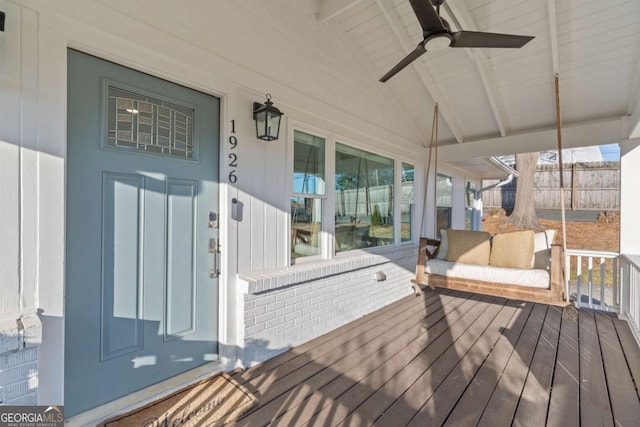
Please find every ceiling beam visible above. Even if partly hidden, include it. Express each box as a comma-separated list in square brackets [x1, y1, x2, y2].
[626, 55, 640, 138]
[629, 95, 640, 138]
[318, 0, 363, 23]
[443, 0, 509, 137]
[375, 0, 464, 143]
[438, 117, 628, 162]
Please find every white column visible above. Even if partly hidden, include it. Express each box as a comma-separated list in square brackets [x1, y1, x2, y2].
[620, 139, 640, 255]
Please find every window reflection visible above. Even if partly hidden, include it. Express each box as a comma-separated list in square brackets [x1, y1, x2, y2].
[335, 143, 394, 252]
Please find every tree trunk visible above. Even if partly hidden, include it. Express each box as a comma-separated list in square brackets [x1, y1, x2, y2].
[507, 152, 541, 229]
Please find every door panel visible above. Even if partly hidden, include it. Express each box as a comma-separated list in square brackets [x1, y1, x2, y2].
[166, 178, 197, 339]
[100, 173, 145, 361]
[65, 50, 220, 417]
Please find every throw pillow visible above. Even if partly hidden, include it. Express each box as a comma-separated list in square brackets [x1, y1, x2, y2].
[532, 229, 556, 270]
[435, 229, 448, 259]
[490, 230, 535, 270]
[446, 229, 491, 266]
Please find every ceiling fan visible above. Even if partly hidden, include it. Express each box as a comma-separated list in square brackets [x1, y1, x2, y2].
[379, 0, 534, 82]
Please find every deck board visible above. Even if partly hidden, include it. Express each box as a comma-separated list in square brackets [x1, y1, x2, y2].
[229, 289, 640, 427]
[595, 312, 640, 425]
[579, 310, 614, 427]
[512, 305, 562, 427]
[443, 300, 535, 427]
[612, 316, 640, 401]
[546, 308, 580, 427]
[476, 303, 548, 426]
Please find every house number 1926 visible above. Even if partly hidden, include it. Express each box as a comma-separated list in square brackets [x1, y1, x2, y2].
[228, 119, 238, 184]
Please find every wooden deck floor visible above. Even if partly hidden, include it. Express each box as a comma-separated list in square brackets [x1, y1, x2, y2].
[228, 288, 640, 427]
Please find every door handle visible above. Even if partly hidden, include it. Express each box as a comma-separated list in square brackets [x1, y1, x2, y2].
[209, 237, 220, 278]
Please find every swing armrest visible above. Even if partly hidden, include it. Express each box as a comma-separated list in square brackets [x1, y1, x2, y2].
[418, 237, 441, 261]
[414, 238, 441, 291]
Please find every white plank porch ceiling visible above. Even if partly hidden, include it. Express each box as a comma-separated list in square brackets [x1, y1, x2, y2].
[331, 0, 640, 147]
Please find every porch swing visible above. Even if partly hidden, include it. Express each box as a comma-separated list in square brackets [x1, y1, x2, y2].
[411, 77, 569, 306]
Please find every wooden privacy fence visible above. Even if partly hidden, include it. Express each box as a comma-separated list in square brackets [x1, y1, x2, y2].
[336, 182, 415, 220]
[482, 161, 620, 211]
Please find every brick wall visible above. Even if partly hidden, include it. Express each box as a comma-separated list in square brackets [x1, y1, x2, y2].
[240, 245, 417, 365]
[0, 315, 41, 405]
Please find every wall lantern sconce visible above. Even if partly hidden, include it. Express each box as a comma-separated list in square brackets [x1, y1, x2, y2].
[253, 93, 283, 141]
[1, 11, 6, 32]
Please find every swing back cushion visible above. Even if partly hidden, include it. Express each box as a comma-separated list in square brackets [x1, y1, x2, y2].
[437, 228, 554, 269]
[489, 230, 534, 270]
[445, 230, 491, 266]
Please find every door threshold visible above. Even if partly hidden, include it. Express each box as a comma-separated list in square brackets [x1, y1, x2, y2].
[66, 360, 235, 427]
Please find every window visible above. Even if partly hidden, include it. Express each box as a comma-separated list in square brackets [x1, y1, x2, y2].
[335, 143, 394, 252]
[107, 86, 194, 159]
[290, 127, 416, 262]
[436, 173, 453, 234]
[401, 163, 415, 242]
[291, 130, 326, 259]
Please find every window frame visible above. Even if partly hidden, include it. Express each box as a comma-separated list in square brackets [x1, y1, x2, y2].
[400, 162, 416, 244]
[436, 172, 453, 234]
[464, 179, 478, 230]
[288, 123, 331, 263]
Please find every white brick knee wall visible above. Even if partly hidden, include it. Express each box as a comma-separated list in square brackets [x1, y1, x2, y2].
[239, 245, 417, 365]
[0, 315, 41, 405]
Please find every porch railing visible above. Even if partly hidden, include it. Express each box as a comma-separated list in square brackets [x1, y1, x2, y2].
[565, 249, 619, 312]
[620, 255, 640, 339]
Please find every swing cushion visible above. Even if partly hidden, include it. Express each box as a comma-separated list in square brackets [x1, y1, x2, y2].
[445, 230, 491, 266]
[489, 230, 535, 270]
[425, 259, 550, 288]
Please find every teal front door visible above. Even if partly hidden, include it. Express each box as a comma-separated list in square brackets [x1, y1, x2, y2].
[65, 50, 220, 417]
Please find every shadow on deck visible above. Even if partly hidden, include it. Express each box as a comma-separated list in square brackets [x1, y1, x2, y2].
[226, 288, 640, 426]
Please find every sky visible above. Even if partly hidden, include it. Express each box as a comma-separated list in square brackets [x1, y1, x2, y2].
[599, 143, 620, 161]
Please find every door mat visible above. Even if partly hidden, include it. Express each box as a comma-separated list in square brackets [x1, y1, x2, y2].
[99, 372, 257, 427]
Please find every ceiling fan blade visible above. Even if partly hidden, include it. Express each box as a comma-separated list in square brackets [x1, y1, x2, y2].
[451, 31, 534, 48]
[379, 44, 427, 83]
[409, 0, 446, 33]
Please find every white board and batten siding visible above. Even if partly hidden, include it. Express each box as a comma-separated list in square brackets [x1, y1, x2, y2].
[0, 0, 428, 413]
[0, 1, 43, 405]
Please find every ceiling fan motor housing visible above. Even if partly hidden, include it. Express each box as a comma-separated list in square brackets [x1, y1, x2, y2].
[424, 33, 452, 51]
